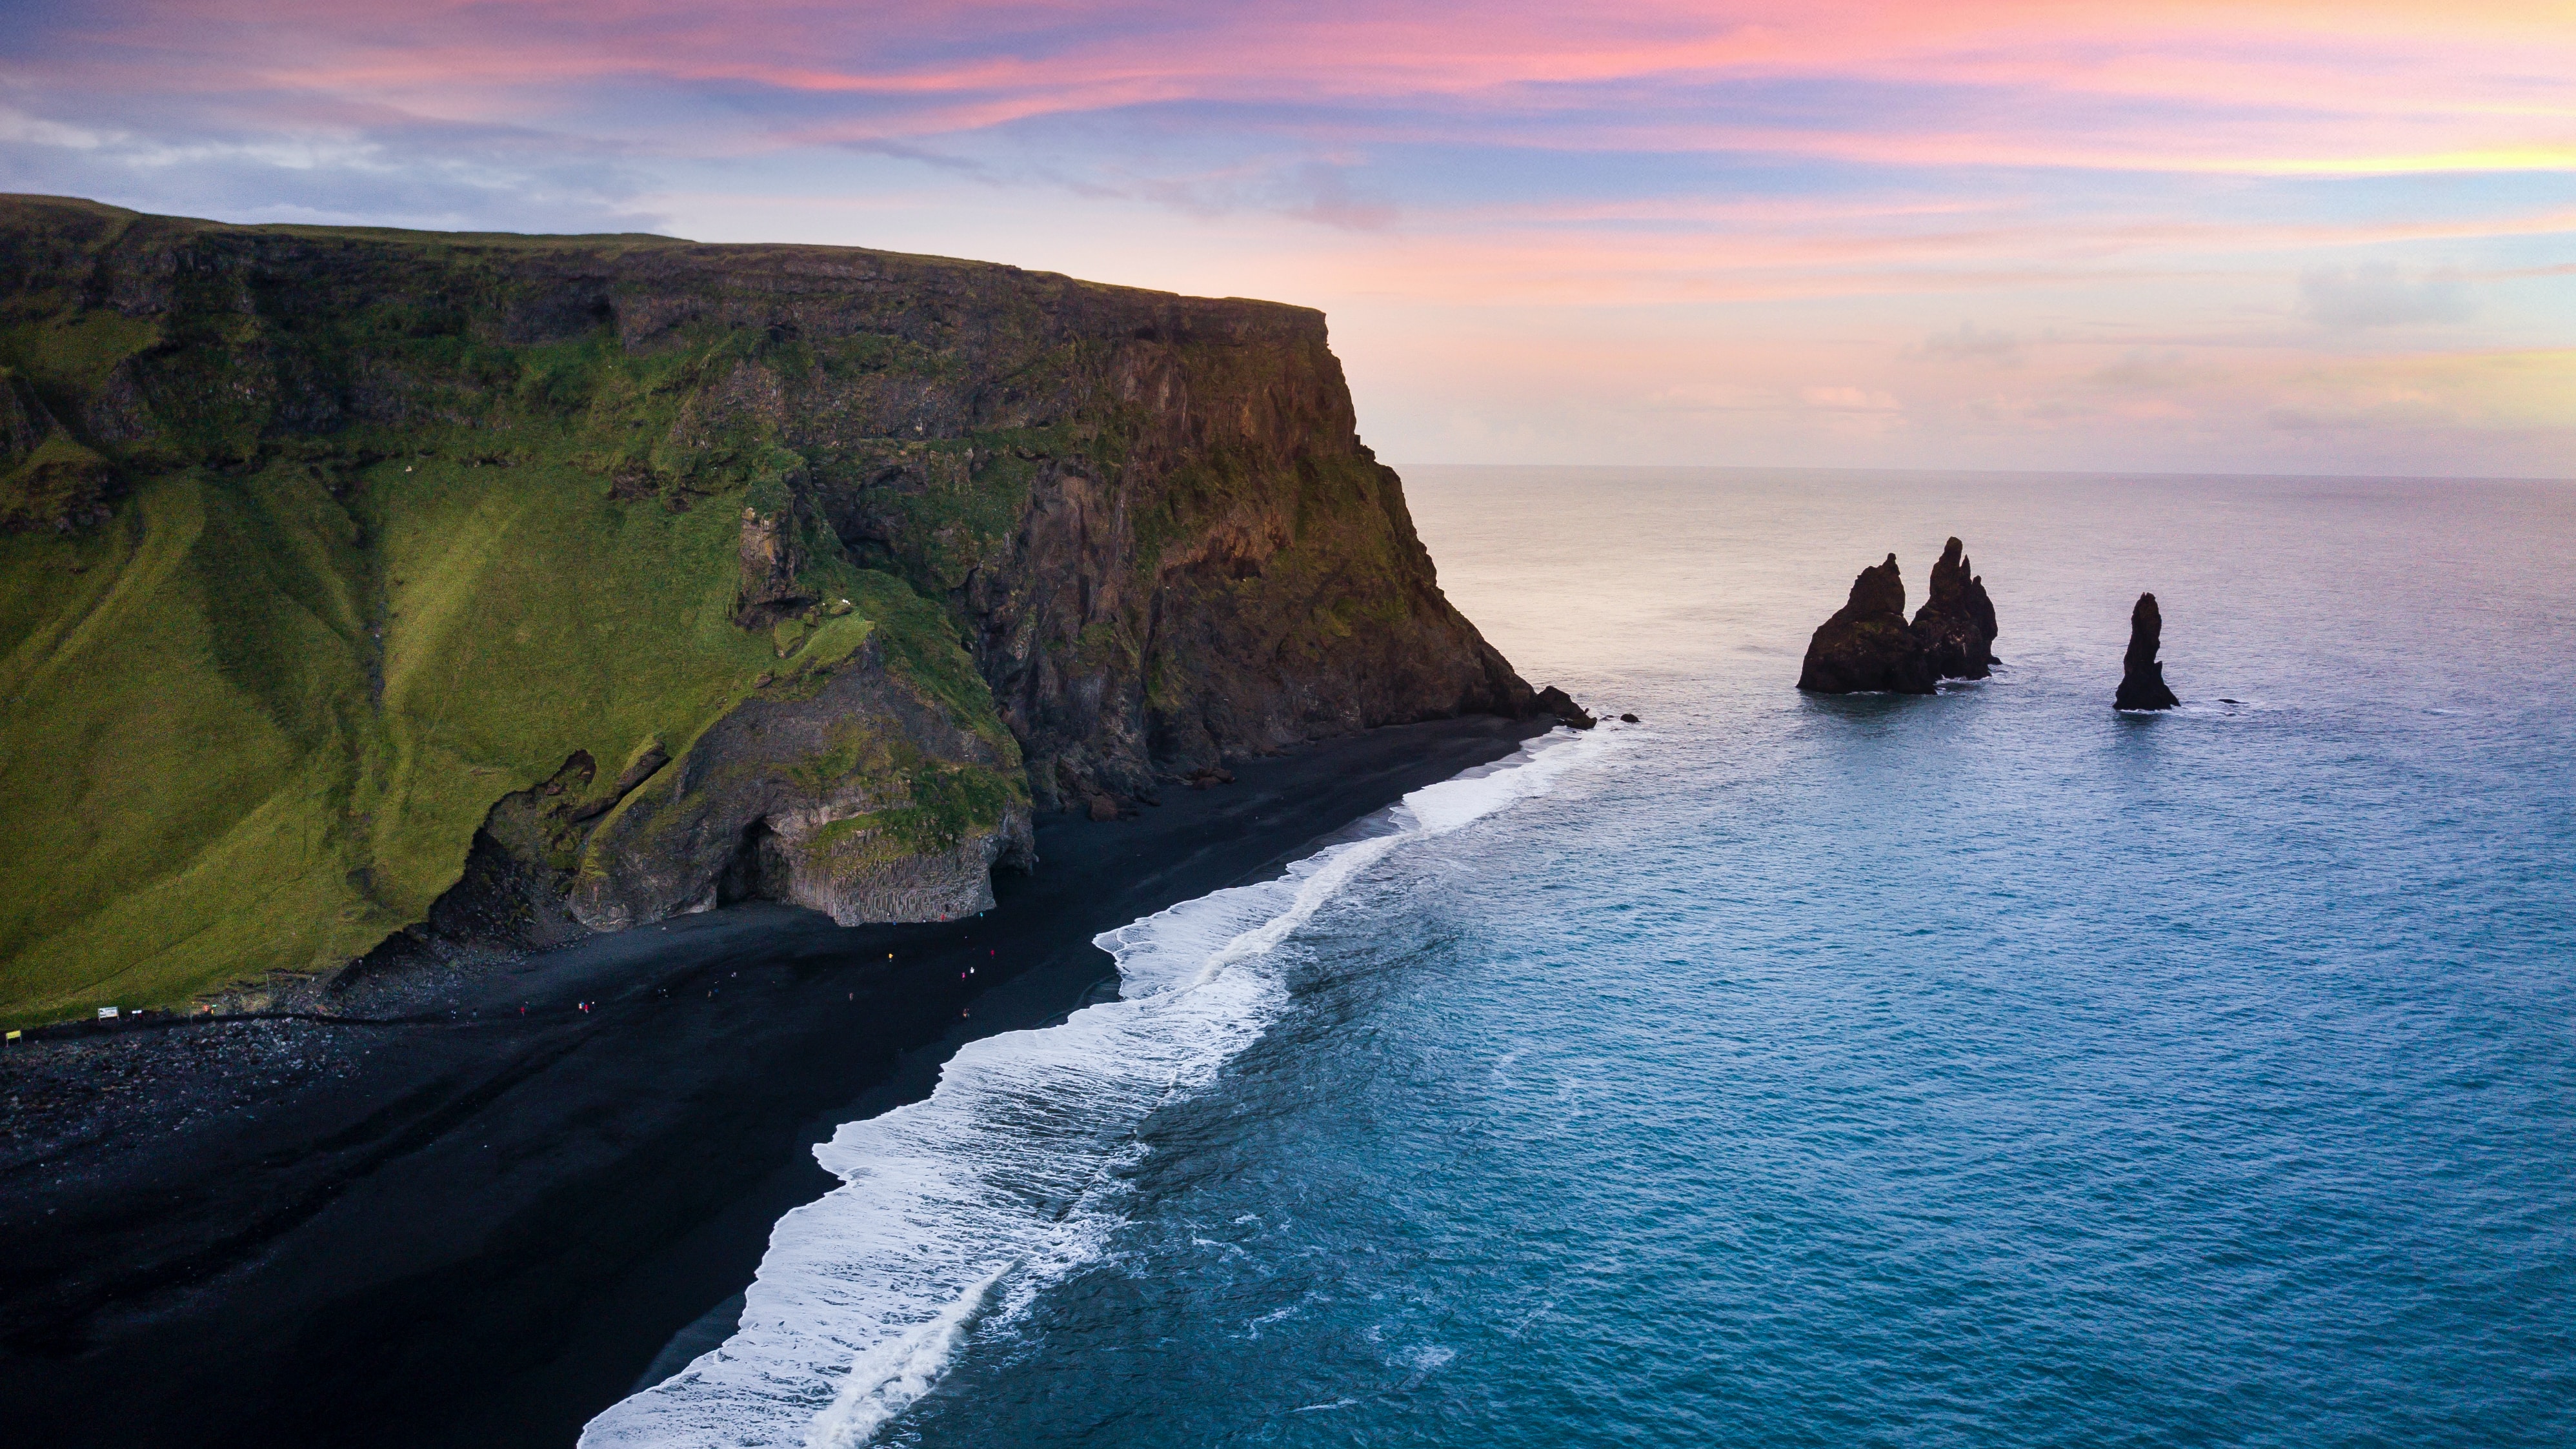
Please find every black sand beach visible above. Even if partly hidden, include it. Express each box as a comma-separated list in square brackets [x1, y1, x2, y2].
[0, 714, 1544, 1448]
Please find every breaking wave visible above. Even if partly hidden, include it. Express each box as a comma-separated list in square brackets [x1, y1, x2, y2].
[579, 727, 1610, 1448]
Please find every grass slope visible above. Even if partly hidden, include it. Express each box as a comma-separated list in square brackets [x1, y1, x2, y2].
[0, 212, 1023, 1026]
[0, 442, 1000, 1026]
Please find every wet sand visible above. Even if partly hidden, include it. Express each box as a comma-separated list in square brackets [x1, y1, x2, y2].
[0, 714, 1544, 1448]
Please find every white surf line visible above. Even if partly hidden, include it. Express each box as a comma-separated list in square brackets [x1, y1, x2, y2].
[578, 725, 1620, 1449]
[802, 1264, 1007, 1449]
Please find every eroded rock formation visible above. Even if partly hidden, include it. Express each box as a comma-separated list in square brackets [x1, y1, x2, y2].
[1911, 536, 1998, 680]
[2115, 593, 2180, 711]
[1798, 540, 2003, 695]
[570, 642, 1036, 929]
[1798, 554, 1936, 694]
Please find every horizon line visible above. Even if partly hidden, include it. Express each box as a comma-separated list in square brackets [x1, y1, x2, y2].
[1386, 461, 2576, 485]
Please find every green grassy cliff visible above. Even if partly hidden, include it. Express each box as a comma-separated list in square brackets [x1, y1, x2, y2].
[0, 196, 1527, 1028]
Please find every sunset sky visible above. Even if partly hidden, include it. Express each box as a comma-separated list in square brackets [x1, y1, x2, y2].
[5, 1, 2569, 476]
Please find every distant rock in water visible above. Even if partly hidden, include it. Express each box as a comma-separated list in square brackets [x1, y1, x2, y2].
[1911, 536, 1999, 679]
[2115, 593, 2181, 711]
[1797, 554, 1936, 694]
[1799, 540, 2004, 695]
[1533, 685, 1598, 729]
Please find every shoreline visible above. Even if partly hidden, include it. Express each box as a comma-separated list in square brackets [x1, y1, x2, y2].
[0, 713, 1547, 1449]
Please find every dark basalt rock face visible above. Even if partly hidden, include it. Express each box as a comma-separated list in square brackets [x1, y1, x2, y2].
[1911, 536, 1998, 680]
[570, 642, 1038, 928]
[1797, 554, 1935, 694]
[2115, 592, 2180, 711]
[732, 505, 813, 627]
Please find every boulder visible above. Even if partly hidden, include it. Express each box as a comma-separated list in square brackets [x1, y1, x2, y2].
[1533, 685, 1596, 729]
[1797, 554, 1935, 694]
[2115, 593, 2181, 711]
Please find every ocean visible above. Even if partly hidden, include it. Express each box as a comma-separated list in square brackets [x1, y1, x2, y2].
[585, 468, 2576, 1448]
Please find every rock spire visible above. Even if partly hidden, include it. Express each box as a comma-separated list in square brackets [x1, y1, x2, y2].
[2114, 593, 2180, 711]
[1911, 536, 1999, 680]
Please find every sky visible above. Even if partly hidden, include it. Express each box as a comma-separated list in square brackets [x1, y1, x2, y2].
[3, 1, 2570, 476]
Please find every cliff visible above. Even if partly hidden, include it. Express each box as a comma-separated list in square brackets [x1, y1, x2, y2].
[0, 196, 1531, 1025]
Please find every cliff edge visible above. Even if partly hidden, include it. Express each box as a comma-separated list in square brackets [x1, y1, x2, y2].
[0, 196, 1531, 1024]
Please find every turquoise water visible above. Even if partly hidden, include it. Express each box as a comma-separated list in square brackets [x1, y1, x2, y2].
[597, 469, 2576, 1447]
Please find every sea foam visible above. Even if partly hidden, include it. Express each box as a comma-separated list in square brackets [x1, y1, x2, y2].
[579, 727, 1609, 1449]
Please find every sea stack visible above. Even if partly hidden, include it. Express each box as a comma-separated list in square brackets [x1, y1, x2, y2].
[2115, 593, 2181, 711]
[1797, 554, 1936, 694]
[1910, 536, 1999, 680]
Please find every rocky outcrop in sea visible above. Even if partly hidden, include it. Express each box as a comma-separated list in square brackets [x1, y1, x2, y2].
[1911, 536, 1998, 680]
[1797, 539, 2001, 694]
[1797, 554, 1934, 694]
[2115, 593, 2181, 711]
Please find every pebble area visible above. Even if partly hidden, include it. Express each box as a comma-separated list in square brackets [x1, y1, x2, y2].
[2, 1021, 371, 1181]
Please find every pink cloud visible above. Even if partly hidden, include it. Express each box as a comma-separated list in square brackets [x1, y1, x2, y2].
[21, 1, 2568, 174]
